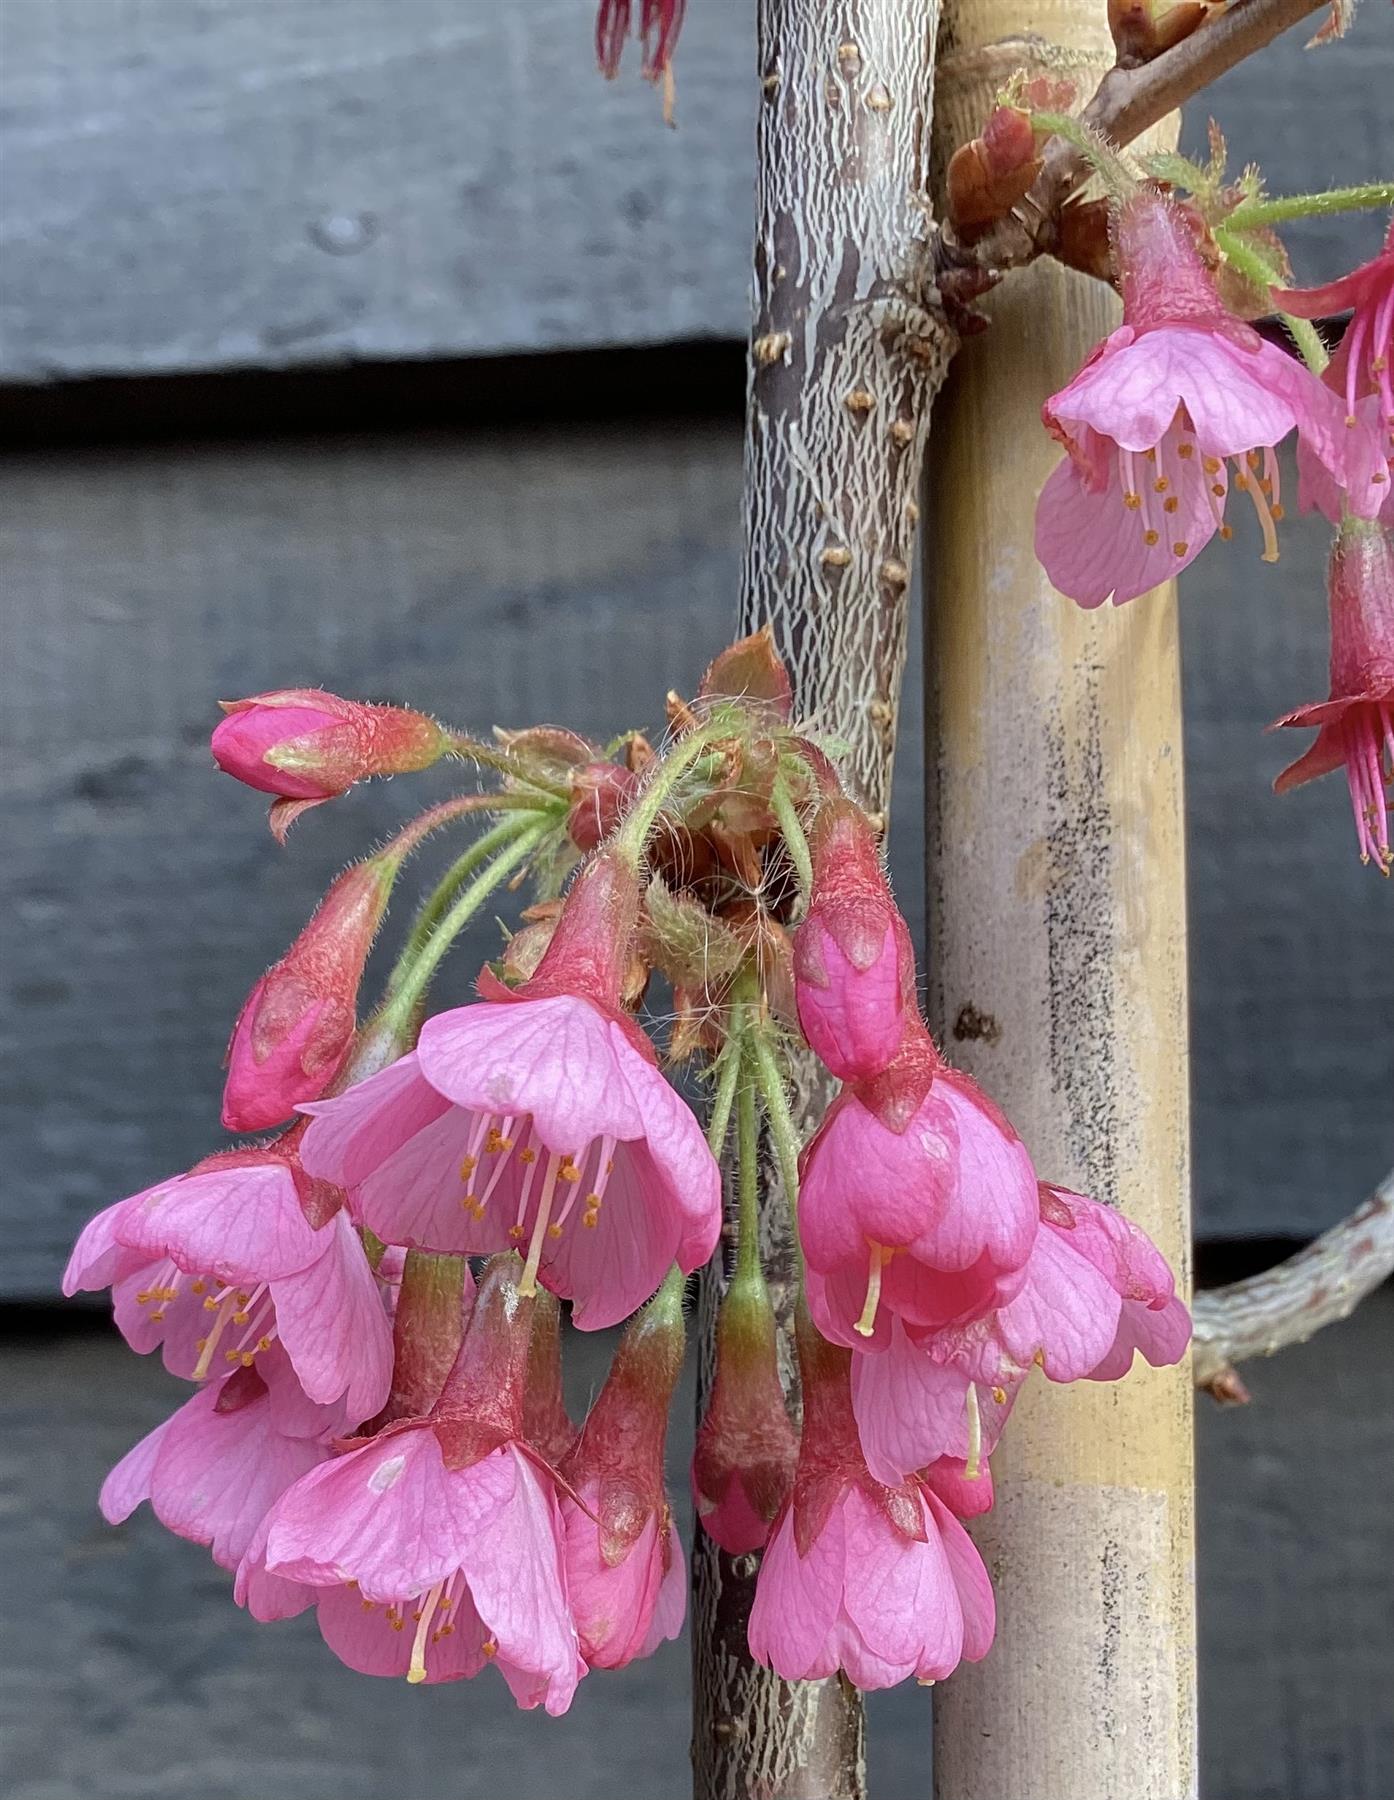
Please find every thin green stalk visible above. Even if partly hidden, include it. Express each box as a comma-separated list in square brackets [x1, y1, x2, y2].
[387, 810, 557, 997]
[735, 1041, 763, 1282]
[769, 775, 813, 918]
[1279, 312, 1329, 376]
[380, 817, 552, 1030]
[1228, 182, 1394, 229]
[445, 735, 573, 802]
[1030, 109, 1136, 203]
[706, 1035, 745, 1160]
[747, 1026, 801, 1221]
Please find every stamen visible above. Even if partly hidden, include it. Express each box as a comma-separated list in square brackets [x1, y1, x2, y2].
[407, 1581, 445, 1684]
[518, 1153, 562, 1297]
[1237, 455, 1280, 562]
[193, 1291, 239, 1379]
[854, 1243, 887, 1339]
[964, 1384, 983, 1481]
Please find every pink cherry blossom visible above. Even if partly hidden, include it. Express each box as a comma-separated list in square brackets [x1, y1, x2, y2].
[1281, 221, 1394, 525]
[557, 1278, 686, 1669]
[62, 1131, 392, 1420]
[1274, 520, 1394, 872]
[1035, 192, 1356, 608]
[300, 856, 721, 1329]
[256, 1257, 584, 1710]
[793, 798, 915, 1082]
[849, 1183, 1189, 1485]
[747, 1314, 994, 1690]
[799, 1024, 1038, 1352]
[101, 1346, 348, 1571]
[211, 688, 449, 839]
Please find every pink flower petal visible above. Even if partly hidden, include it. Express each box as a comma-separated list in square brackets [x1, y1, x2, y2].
[314, 1579, 491, 1681]
[117, 1164, 323, 1285]
[562, 1503, 663, 1669]
[635, 1536, 687, 1659]
[264, 1429, 515, 1602]
[99, 1412, 175, 1524]
[1088, 1292, 1192, 1381]
[63, 1195, 154, 1295]
[271, 1211, 393, 1417]
[840, 1487, 963, 1680]
[748, 1503, 847, 1682]
[850, 1322, 974, 1484]
[994, 1224, 1123, 1382]
[925, 1490, 996, 1664]
[299, 1052, 452, 1188]
[352, 1105, 517, 1256]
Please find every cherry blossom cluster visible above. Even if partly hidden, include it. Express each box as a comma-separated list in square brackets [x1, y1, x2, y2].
[66, 632, 1187, 1710]
[1034, 187, 1394, 870]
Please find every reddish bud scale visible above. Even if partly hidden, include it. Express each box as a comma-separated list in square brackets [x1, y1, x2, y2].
[567, 760, 640, 852]
[691, 1276, 797, 1555]
[222, 858, 394, 1132]
[793, 799, 915, 1082]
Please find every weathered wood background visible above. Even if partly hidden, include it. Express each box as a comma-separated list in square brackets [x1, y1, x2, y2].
[1, 3, 1391, 1796]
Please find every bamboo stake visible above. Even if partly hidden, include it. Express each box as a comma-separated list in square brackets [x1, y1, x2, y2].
[925, 10, 1197, 1799]
[693, 4, 953, 1796]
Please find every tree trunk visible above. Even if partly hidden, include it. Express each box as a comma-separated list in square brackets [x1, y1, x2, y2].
[925, 6, 1198, 1798]
[692, 2, 952, 1796]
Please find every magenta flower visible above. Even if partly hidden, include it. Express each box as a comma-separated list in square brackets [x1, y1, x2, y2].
[223, 859, 394, 1132]
[747, 1315, 994, 1690]
[691, 1274, 797, 1556]
[300, 855, 722, 1328]
[799, 1024, 1039, 1351]
[100, 1345, 348, 1572]
[1035, 191, 1354, 607]
[849, 1183, 1190, 1485]
[558, 1278, 686, 1669]
[1274, 520, 1394, 872]
[1281, 220, 1394, 525]
[62, 1129, 392, 1420]
[211, 688, 450, 839]
[793, 798, 915, 1082]
[257, 1258, 584, 1710]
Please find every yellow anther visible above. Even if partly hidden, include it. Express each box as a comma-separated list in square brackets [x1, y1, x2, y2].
[257, 1336, 272, 1352]
[485, 1130, 513, 1155]
[195, 1337, 208, 1353]
[1203, 456, 1221, 475]
[191, 1280, 206, 1295]
[1176, 442, 1194, 459]
[1153, 477, 1168, 493]
[240, 1352, 255, 1367]
[459, 1155, 477, 1180]
[582, 1212, 599, 1229]
[1163, 497, 1179, 514]
[149, 1311, 165, 1324]
[519, 1147, 537, 1165]
[1143, 529, 1160, 547]
[508, 1224, 526, 1240]
[482, 1638, 498, 1659]
[1172, 540, 1189, 557]
[558, 1159, 581, 1184]
[1220, 524, 1234, 540]
[991, 1386, 1007, 1405]
[1122, 492, 1141, 511]
[204, 1296, 221, 1311]
[232, 1311, 250, 1326]
[547, 1223, 563, 1239]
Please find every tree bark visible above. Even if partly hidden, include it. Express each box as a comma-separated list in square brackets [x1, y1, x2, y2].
[925, 8, 1198, 1799]
[692, 3, 952, 1796]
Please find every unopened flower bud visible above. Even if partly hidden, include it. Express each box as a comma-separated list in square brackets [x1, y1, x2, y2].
[692, 1272, 797, 1555]
[212, 688, 450, 838]
[223, 857, 395, 1132]
[559, 1275, 687, 1669]
[793, 798, 914, 1081]
[568, 760, 640, 851]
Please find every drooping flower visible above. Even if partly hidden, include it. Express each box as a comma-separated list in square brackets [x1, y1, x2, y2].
[100, 1345, 349, 1571]
[793, 798, 915, 1083]
[257, 1257, 584, 1710]
[596, 0, 687, 82]
[849, 1182, 1190, 1486]
[1274, 519, 1394, 871]
[299, 852, 722, 1329]
[62, 1126, 392, 1420]
[1281, 220, 1394, 525]
[558, 1273, 686, 1670]
[1035, 191, 1355, 607]
[211, 688, 450, 839]
[222, 858, 396, 1132]
[747, 1310, 995, 1690]
[691, 1269, 797, 1555]
[799, 1022, 1039, 1353]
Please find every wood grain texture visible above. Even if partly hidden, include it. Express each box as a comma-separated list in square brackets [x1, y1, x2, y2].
[0, 0, 757, 380]
[924, 9, 1196, 1796]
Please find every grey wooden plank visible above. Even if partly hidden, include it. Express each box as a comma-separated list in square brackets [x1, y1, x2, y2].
[0, 0, 758, 381]
[2, 0, 1391, 381]
[1196, 1287, 1394, 1800]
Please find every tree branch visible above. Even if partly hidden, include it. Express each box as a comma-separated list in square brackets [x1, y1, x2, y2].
[938, 0, 1330, 282]
[1192, 1168, 1394, 1401]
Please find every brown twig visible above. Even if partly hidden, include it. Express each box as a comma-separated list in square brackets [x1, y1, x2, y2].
[1192, 1168, 1394, 1401]
[938, 0, 1331, 283]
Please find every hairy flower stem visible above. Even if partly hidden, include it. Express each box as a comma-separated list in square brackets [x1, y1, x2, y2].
[747, 1028, 802, 1228]
[1228, 181, 1394, 229]
[376, 817, 553, 1033]
[612, 715, 736, 865]
[735, 1045, 764, 1285]
[769, 775, 813, 919]
[444, 735, 574, 801]
[1213, 226, 1330, 374]
[387, 809, 562, 995]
